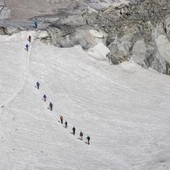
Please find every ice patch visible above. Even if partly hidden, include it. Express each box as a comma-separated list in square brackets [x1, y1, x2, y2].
[88, 42, 110, 60]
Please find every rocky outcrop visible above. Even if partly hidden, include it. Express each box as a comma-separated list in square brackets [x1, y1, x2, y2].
[0, 0, 11, 19]
[4, 26, 20, 35]
[0, 26, 21, 35]
[5, 0, 129, 20]
[0, 27, 5, 34]
[0, 7, 11, 19]
[92, 0, 170, 75]
[39, 0, 170, 75]
[1, 0, 170, 75]
[46, 13, 104, 49]
[47, 25, 103, 49]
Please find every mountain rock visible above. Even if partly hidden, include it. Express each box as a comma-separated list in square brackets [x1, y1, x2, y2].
[0, 27, 5, 34]
[0, 0, 11, 19]
[1, 0, 170, 74]
[98, 0, 170, 74]
[4, 26, 19, 35]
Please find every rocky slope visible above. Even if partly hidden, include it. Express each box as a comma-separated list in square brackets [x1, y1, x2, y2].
[1, 0, 170, 75]
[42, 0, 170, 75]
[0, 0, 10, 19]
[5, 0, 129, 20]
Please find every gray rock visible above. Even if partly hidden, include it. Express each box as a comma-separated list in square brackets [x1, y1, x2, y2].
[57, 14, 86, 26]
[0, 27, 5, 35]
[0, 0, 5, 6]
[151, 23, 170, 73]
[35, 30, 51, 44]
[4, 26, 19, 35]
[1, 0, 170, 75]
[69, 31, 90, 49]
[0, 7, 11, 19]
[106, 52, 124, 65]
[164, 15, 170, 39]
[131, 39, 147, 68]
[4, 0, 133, 20]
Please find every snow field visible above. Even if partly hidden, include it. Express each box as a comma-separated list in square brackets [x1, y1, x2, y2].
[0, 31, 170, 170]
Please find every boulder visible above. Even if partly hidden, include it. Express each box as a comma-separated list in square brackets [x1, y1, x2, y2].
[35, 30, 51, 44]
[152, 24, 170, 73]
[164, 15, 170, 39]
[4, 26, 19, 35]
[131, 39, 147, 68]
[106, 52, 123, 65]
[131, 39, 166, 73]
[0, 27, 5, 35]
[0, 7, 11, 19]
[57, 14, 86, 26]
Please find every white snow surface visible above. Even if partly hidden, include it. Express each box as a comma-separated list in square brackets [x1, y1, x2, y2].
[88, 42, 110, 60]
[0, 31, 170, 170]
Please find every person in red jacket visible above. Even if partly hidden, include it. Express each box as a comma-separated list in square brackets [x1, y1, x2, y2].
[60, 115, 63, 124]
[28, 35, 31, 42]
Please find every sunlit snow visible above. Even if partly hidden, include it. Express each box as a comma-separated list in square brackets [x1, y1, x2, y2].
[0, 31, 170, 170]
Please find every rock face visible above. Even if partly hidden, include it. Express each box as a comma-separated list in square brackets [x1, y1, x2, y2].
[5, 0, 129, 20]
[0, 27, 5, 34]
[46, 14, 98, 49]
[1, 0, 170, 75]
[115, 0, 170, 74]
[42, 0, 170, 74]
[0, 0, 11, 19]
[91, 0, 170, 74]
[4, 26, 19, 35]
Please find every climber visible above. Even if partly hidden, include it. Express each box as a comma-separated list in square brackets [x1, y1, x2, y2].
[64, 121, 68, 128]
[25, 44, 29, 51]
[36, 81, 40, 89]
[43, 94, 47, 102]
[34, 20, 38, 29]
[28, 35, 31, 42]
[80, 131, 83, 140]
[72, 127, 76, 135]
[86, 136, 90, 145]
[60, 115, 63, 124]
[49, 102, 53, 111]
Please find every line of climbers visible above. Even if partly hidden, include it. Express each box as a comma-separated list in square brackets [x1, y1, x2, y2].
[25, 20, 38, 51]
[25, 35, 31, 51]
[35, 81, 91, 145]
[25, 34, 90, 145]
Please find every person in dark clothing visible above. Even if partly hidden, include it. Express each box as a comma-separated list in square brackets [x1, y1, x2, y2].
[36, 81, 40, 89]
[64, 121, 68, 128]
[43, 94, 47, 102]
[60, 115, 63, 124]
[25, 44, 29, 51]
[86, 136, 90, 145]
[28, 35, 31, 42]
[72, 127, 76, 135]
[80, 131, 83, 140]
[34, 20, 38, 28]
[49, 102, 53, 111]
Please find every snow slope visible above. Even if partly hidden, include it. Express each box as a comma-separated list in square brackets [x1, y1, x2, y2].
[0, 31, 170, 170]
